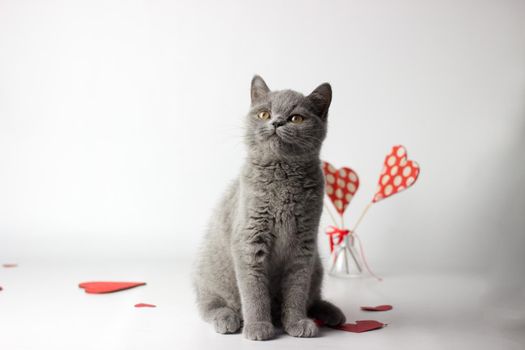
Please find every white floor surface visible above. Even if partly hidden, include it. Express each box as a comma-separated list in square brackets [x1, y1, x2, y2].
[1, 260, 524, 350]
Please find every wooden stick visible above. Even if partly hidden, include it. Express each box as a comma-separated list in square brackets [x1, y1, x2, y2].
[323, 202, 339, 227]
[351, 202, 373, 233]
[348, 244, 363, 273]
[343, 247, 350, 273]
[329, 248, 340, 274]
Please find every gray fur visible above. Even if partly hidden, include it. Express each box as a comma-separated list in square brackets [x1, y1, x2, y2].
[193, 75, 345, 341]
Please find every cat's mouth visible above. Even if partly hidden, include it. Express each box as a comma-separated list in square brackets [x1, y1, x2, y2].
[269, 130, 286, 143]
[259, 128, 289, 146]
[266, 128, 280, 139]
[274, 128, 290, 141]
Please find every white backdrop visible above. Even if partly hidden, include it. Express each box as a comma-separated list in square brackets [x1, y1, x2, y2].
[1, 0, 524, 279]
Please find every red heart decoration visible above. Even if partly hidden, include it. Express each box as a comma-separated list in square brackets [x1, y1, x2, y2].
[135, 303, 156, 308]
[373, 145, 420, 202]
[361, 304, 393, 312]
[334, 320, 386, 333]
[322, 161, 360, 215]
[314, 319, 325, 327]
[79, 281, 146, 294]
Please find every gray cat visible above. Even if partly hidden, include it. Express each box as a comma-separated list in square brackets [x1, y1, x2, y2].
[193, 75, 345, 341]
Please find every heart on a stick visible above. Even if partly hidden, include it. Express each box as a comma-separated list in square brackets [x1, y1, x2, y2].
[373, 145, 420, 203]
[322, 161, 359, 215]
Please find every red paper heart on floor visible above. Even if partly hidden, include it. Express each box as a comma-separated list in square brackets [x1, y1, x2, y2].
[322, 161, 360, 215]
[79, 281, 146, 294]
[134, 303, 156, 308]
[335, 320, 386, 333]
[361, 305, 393, 312]
[373, 145, 420, 202]
[314, 319, 325, 327]
[314, 319, 386, 333]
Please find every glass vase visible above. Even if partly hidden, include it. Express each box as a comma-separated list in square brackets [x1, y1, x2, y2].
[328, 233, 364, 278]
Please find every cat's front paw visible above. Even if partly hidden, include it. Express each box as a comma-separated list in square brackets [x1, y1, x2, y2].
[213, 308, 241, 334]
[284, 318, 319, 338]
[243, 321, 275, 341]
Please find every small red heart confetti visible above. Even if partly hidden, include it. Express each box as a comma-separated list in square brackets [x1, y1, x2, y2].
[334, 320, 386, 333]
[134, 303, 156, 308]
[322, 161, 359, 215]
[361, 305, 393, 312]
[373, 145, 420, 203]
[79, 281, 146, 294]
[3, 264, 18, 268]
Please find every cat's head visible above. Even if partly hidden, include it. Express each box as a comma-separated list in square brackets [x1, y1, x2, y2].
[245, 75, 332, 161]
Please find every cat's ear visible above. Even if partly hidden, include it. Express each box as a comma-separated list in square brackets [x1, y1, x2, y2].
[307, 83, 332, 120]
[251, 75, 270, 104]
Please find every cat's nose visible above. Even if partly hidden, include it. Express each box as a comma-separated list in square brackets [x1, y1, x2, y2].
[272, 120, 286, 128]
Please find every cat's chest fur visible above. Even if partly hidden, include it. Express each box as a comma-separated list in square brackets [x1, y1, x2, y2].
[242, 160, 324, 262]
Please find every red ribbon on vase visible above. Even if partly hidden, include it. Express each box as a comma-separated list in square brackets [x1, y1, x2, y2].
[325, 225, 350, 253]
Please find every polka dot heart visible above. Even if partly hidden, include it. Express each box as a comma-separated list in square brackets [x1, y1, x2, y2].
[322, 161, 360, 215]
[373, 145, 420, 203]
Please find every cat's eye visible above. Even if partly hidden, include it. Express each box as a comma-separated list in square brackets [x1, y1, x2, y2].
[290, 115, 304, 124]
[257, 111, 271, 120]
